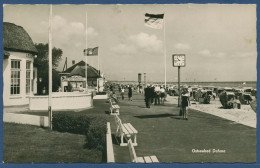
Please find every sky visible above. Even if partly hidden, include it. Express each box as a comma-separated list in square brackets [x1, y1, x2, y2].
[3, 4, 257, 82]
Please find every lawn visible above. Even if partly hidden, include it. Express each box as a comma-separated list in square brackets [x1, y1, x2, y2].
[3, 123, 105, 163]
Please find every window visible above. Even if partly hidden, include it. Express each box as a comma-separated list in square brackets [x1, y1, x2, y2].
[26, 61, 31, 94]
[11, 60, 21, 95]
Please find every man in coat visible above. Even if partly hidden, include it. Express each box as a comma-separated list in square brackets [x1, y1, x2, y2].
[144, 84, 153, 108]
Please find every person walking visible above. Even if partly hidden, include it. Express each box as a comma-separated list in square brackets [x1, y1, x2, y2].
[144, 84, 152, 108]
[121, 87, 125, 100]
[160, 87, 166, 105]
[181, 89, 190, 120]
[128, 85, 132, 101]
[154, 85, 161, 105]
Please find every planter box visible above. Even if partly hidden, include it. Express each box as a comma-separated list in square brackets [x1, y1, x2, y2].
[29, 92, 92, 111]
[93, 94, 108, 100]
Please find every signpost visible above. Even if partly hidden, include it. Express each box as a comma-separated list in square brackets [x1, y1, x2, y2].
[172, 54, 186, 107]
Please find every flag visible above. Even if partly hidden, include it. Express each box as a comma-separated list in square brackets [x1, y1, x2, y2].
[144, 13, 164, 29]
[84, 47, 98, 56]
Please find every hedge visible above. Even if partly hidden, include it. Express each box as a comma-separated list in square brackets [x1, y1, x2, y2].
[85, 119, 107, 151]
[52, 112, 107, 151]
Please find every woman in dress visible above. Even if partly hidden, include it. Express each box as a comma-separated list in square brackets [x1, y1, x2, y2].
[121, 87, 125, 100]
[128, 85, 132, 101]
[181, 89, 191, 120]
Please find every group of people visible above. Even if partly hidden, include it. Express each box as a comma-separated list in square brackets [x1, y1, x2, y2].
[108, 84, 133, 102]
[144, 84, 167, 108]
[107, 82, 191, 120]
[144, 85, 190, 120]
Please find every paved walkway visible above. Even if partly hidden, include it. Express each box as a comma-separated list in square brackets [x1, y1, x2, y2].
[111, 92, 256, 163]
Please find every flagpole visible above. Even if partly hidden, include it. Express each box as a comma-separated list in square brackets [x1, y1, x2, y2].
[48, 5, 53, 130]
[98, 48, 100, 73]
[85, 10, 88, 92]
[97, 48, 100, 92]
[163, 13, 167, 88]
[100, 48, 102, 73]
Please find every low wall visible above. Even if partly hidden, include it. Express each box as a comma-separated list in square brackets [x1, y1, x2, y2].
[29, 92, 92, 111]
[106, 122, 115, 163]
[93, 94, 108, 100]
[3, 113, 49, 127]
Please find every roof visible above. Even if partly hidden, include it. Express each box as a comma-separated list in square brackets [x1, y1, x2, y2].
[3, 22, 38, 55]
[64, 60, 101, 78]
[4, 50, 10, 58]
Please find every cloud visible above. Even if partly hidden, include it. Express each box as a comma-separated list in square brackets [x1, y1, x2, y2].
[230, 51, 257, 58]
[199, 50, 227, 58]
[199, 49, 211, 57]
[129, 32, 163, 52]
[87, 27, 99, 37]
[40, 15, 98, 48]
[111, 32, 162, 55]
[110, 44, 136, 54]
[199, 50, 256, 59]
[215, 52, 226, 58]
[174, 43, 191, 50]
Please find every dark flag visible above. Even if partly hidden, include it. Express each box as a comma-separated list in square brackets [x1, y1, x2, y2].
[145, 13, 164, 29]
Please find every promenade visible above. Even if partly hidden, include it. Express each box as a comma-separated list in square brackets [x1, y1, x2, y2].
[110, 92, 256, 163]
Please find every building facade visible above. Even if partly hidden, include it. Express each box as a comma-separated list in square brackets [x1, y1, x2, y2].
[3, 22, 38, 106]
[60, 60, 102, 92]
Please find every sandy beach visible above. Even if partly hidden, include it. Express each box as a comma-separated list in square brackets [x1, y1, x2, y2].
[166, 95, 256, 128]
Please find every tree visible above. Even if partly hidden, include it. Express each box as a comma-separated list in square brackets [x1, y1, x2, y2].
[34, 43, 63, 94]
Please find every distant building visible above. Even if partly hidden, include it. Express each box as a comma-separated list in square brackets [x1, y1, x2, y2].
[3, 22, 38, 106]
[60, 60, 102, 92]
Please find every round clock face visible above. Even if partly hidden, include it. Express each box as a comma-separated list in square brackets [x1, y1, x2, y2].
[173, 55, 185, 66]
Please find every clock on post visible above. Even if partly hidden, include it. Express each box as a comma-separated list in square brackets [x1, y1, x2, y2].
[172, 54, 186, 67]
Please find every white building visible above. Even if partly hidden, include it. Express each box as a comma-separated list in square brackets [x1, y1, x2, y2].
[3, 22, 38, 106]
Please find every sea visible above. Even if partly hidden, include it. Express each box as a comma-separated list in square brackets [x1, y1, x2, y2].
[166, 81, 257, 89]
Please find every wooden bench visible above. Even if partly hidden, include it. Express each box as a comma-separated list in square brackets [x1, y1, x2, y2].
[115, 115, 138, 146]
[109, 98, 120, 115]
[128, 139, 159, 163]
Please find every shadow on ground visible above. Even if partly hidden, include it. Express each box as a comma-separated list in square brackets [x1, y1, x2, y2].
[134, 113, 178, 119]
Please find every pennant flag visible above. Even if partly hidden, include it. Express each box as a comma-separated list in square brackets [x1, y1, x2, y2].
[84, 47, 98, 56]
[144, 13, 164, 29]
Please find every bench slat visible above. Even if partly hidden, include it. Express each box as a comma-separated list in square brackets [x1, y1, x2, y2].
[144, 156, 152, 163]
[111, 105, 120, 109]
[150, 155, 159, 163]
[137, 157, 145, 163]
[111, 105, 116, 108]
[127, 123, 138, 134]
[121, 123, 130, 135]
[123, 123, 134, 134]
